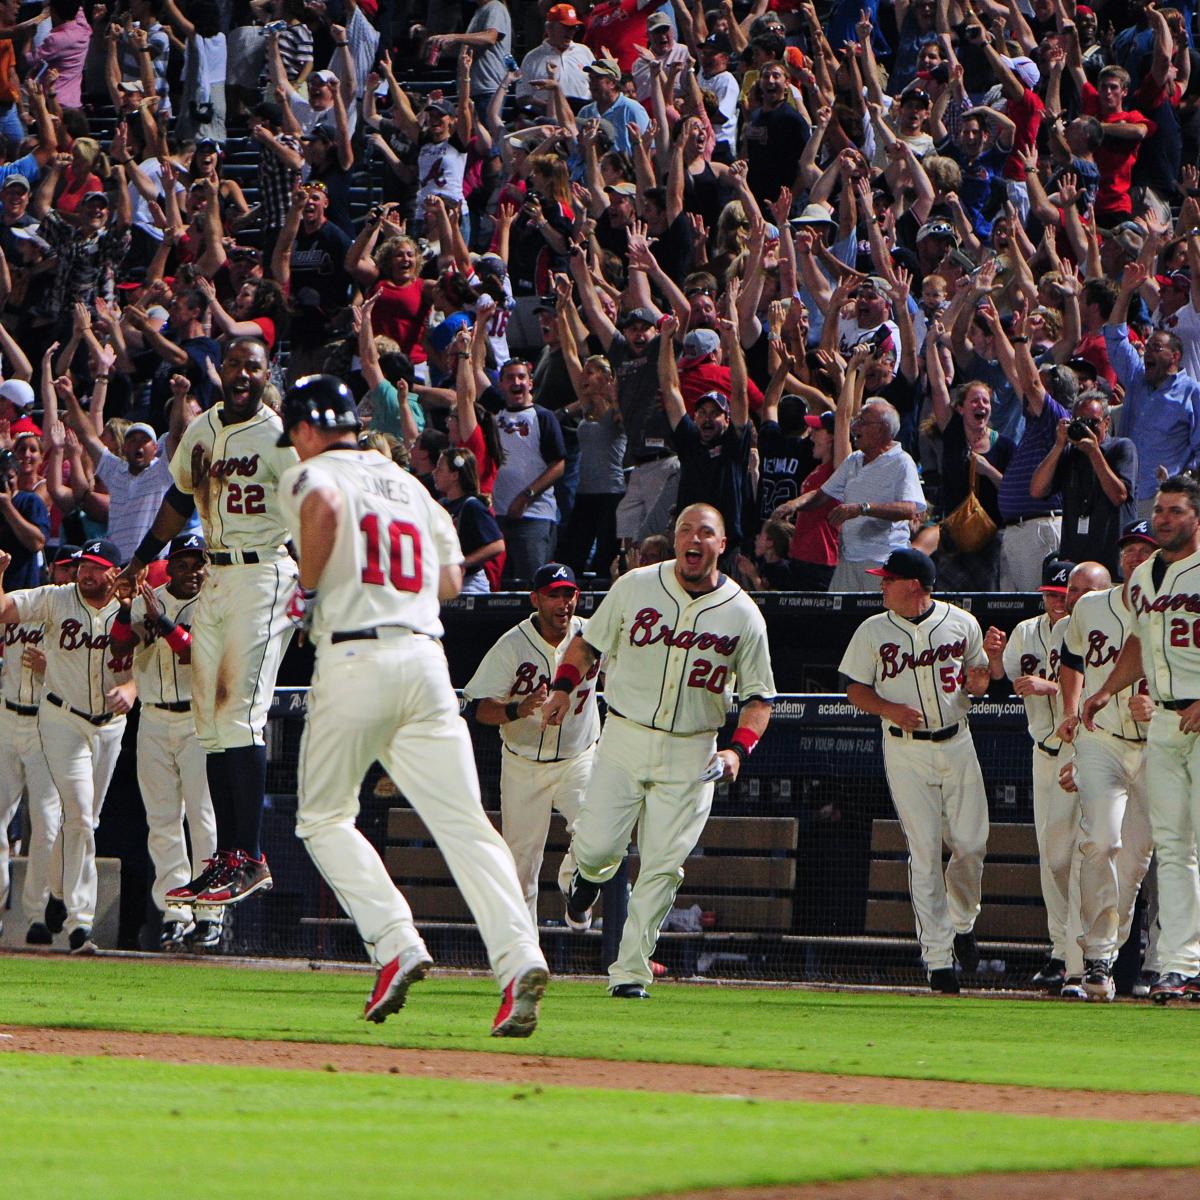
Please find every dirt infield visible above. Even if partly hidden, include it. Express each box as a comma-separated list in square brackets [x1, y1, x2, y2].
[5, 1025, 1198, 1200]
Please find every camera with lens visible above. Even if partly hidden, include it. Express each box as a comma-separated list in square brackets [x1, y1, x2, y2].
[1067, 417, 1098, 442]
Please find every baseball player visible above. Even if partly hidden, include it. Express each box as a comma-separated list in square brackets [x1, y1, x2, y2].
[541, 502, 775, 999]
[0, 538, 135, 954]
[276, 375, 549, 1036]
[120, 338, 300, 910]
[1058, 542, 1157, 1002]
[0, 545, 78, 945]
[840, 548, 991, 994]
[1084, 475, 1200, 1003]
[987, 558, 1084, 993]
[463, 562, 600, 925]
[111, 534, 223, 952]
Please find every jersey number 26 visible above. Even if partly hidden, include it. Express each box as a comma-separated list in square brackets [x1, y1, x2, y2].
[360, 514, 422, 592]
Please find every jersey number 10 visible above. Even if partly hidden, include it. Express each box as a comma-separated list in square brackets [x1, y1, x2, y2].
[360, 514, 422, 592]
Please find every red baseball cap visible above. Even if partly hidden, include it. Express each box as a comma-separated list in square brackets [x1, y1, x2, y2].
[547, 3, 583, 24]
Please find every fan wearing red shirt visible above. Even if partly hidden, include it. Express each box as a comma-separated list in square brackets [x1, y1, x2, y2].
[583, 0, 657, 73]
[978, 37, 1043, 203]
[676, 328, 765, 414]
[1079, 67, 1154, 225]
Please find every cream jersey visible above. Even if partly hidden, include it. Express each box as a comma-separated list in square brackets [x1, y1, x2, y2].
[170, 404, 298, 555]
[464, 614, 601, 762]
[128, 585, 201, 706]
[1, 620, 46, 708]
[1002, 612, 1062, 745]
[1126, 546, 1200, 705]
[278, 448, 463, 645]
[840, 600, 987, 731]
[1062, 585, 1148, 740]
[581, 563, 775, 735]
[8, 585, 131, 715]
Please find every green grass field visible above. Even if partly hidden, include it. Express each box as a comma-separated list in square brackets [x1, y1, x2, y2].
[4, 955, 1200, 1199]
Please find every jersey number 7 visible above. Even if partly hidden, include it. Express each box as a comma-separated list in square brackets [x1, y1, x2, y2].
[360, 515, 422, 592]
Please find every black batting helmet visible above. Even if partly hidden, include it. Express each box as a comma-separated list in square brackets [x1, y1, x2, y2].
[277, 374, 361, 447]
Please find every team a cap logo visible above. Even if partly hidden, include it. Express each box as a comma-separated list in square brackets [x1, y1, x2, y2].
[169, 534, 207, 557]
[866, 547, 936, 589]
[79, 539, 121, 568]
[1039, 558, 1075, 592]
[1118, 520, 1156, 548]
[533, 562, 578, 592]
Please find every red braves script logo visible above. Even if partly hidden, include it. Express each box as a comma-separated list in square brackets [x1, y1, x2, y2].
[5, 626, 42, 647]
[59, 620, 112, 651]
[1020, 650, 1059, 678]
[629, 608, 741, 656]
[512, 661, 549, 696]
[1085, 630, 1118, 669]
[1129, 585, 1200, 614]
[209, 453, 260, 479]
[879, 639, 967, 679]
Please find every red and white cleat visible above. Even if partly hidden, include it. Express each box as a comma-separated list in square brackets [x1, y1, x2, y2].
[491, 965, 549, 1038]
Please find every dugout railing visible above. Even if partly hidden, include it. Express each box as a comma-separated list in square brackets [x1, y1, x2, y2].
[229, 687, 1067, 988]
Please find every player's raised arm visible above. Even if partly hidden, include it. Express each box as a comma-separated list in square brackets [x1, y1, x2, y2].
[541, 635, 599, 728]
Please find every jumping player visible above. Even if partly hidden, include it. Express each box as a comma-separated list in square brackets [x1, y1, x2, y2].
[119, 338, 299, 909]
[541, 502, 775, 999]
[276, 375, 549, 1036]
[840, 548, 991, 994]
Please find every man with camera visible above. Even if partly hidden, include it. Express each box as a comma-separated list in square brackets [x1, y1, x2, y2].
[1030, 392, 1137, 577]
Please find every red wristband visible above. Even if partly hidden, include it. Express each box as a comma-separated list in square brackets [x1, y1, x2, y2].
[730, 727, 760, 756]
[164, 624, 191, 654]
[112, 616, 133, 642]
[551, 662, 582, 693]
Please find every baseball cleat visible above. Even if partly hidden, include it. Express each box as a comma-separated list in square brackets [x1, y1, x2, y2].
[25, 922, 52, 946]
[159, 918, 195, 951]
[564, 870, 600, 932]
[44, 895, 67, 935]
[68, 927, 97, 955]
[1132, 970, 1158, 998]
[188, 918, 225, 953]
[491, 965, 549, 1037]
[1031, 956, 1067, 990]
[1060, 977, 1087, 1000]
[610, 983, 650, 999]
[929, 968, 960, 994]
[167, 854, 233, 905]
[1082, 959, 1116, 1003]
[364, 947, 433, 1024]
[1183, 975, 1200, 1002]
[953, 930, 980, 974]
[1150, 972, 1190, 1004]
[196, 851, 273, 906]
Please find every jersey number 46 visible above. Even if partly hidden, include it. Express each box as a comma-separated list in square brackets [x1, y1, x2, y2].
[360, 515, 422, 592]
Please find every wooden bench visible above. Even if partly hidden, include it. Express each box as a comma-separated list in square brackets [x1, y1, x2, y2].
[866, 819, 1048, 944]
[384, 808, 799, 935]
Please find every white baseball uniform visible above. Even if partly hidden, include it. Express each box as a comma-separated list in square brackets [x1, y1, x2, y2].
[7, 584, 131, 937]
[0, 622, 61, 929]
[464, 613, 601, 923]
[278, 448, 546, 989]
[1125, 548, 1200, 979]
[568, 562, 776, 991]
[128, 583, 219, 927]
[1003, 612, 1082, 975]
[840, 601, 989, 972]
[1061, 586, 1155, 964]
[169, 405, 299, 750]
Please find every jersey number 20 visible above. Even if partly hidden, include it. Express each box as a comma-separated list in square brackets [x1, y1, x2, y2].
[360, 514, 422, 592]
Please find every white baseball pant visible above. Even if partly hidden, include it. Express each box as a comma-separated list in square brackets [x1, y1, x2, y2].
[1031, 746, 1082, 973]
[882, 727, 989, 972]
[0, 707, 60, 926]
[1073, 729, 1154, 962]
[570, 714, 717, 991]
[189, 559, 297, 750]
[499, 744, 592, 925]
[37, 704, 125, 936]
[137, 707, 220, 924]
[295, 631, 545, 988]
[1141, 717, 1200, 978]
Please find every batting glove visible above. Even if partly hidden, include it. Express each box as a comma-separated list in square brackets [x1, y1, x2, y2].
[286, 584, 318, 635]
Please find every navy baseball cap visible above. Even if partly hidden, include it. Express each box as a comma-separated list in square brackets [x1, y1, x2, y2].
[694, 390, 732, 416]
[79, 539, 121, 568]
[1118, 520, 1156, 548]
[867, 548, 937, 589]
[1039, 558, 1075, 593]
[804, 411, 836, 432]
[168, 534, 207, 558]
[618, 306, 658, 329]
[53, 543, 82, 564]
[532, 562, 578, 592]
